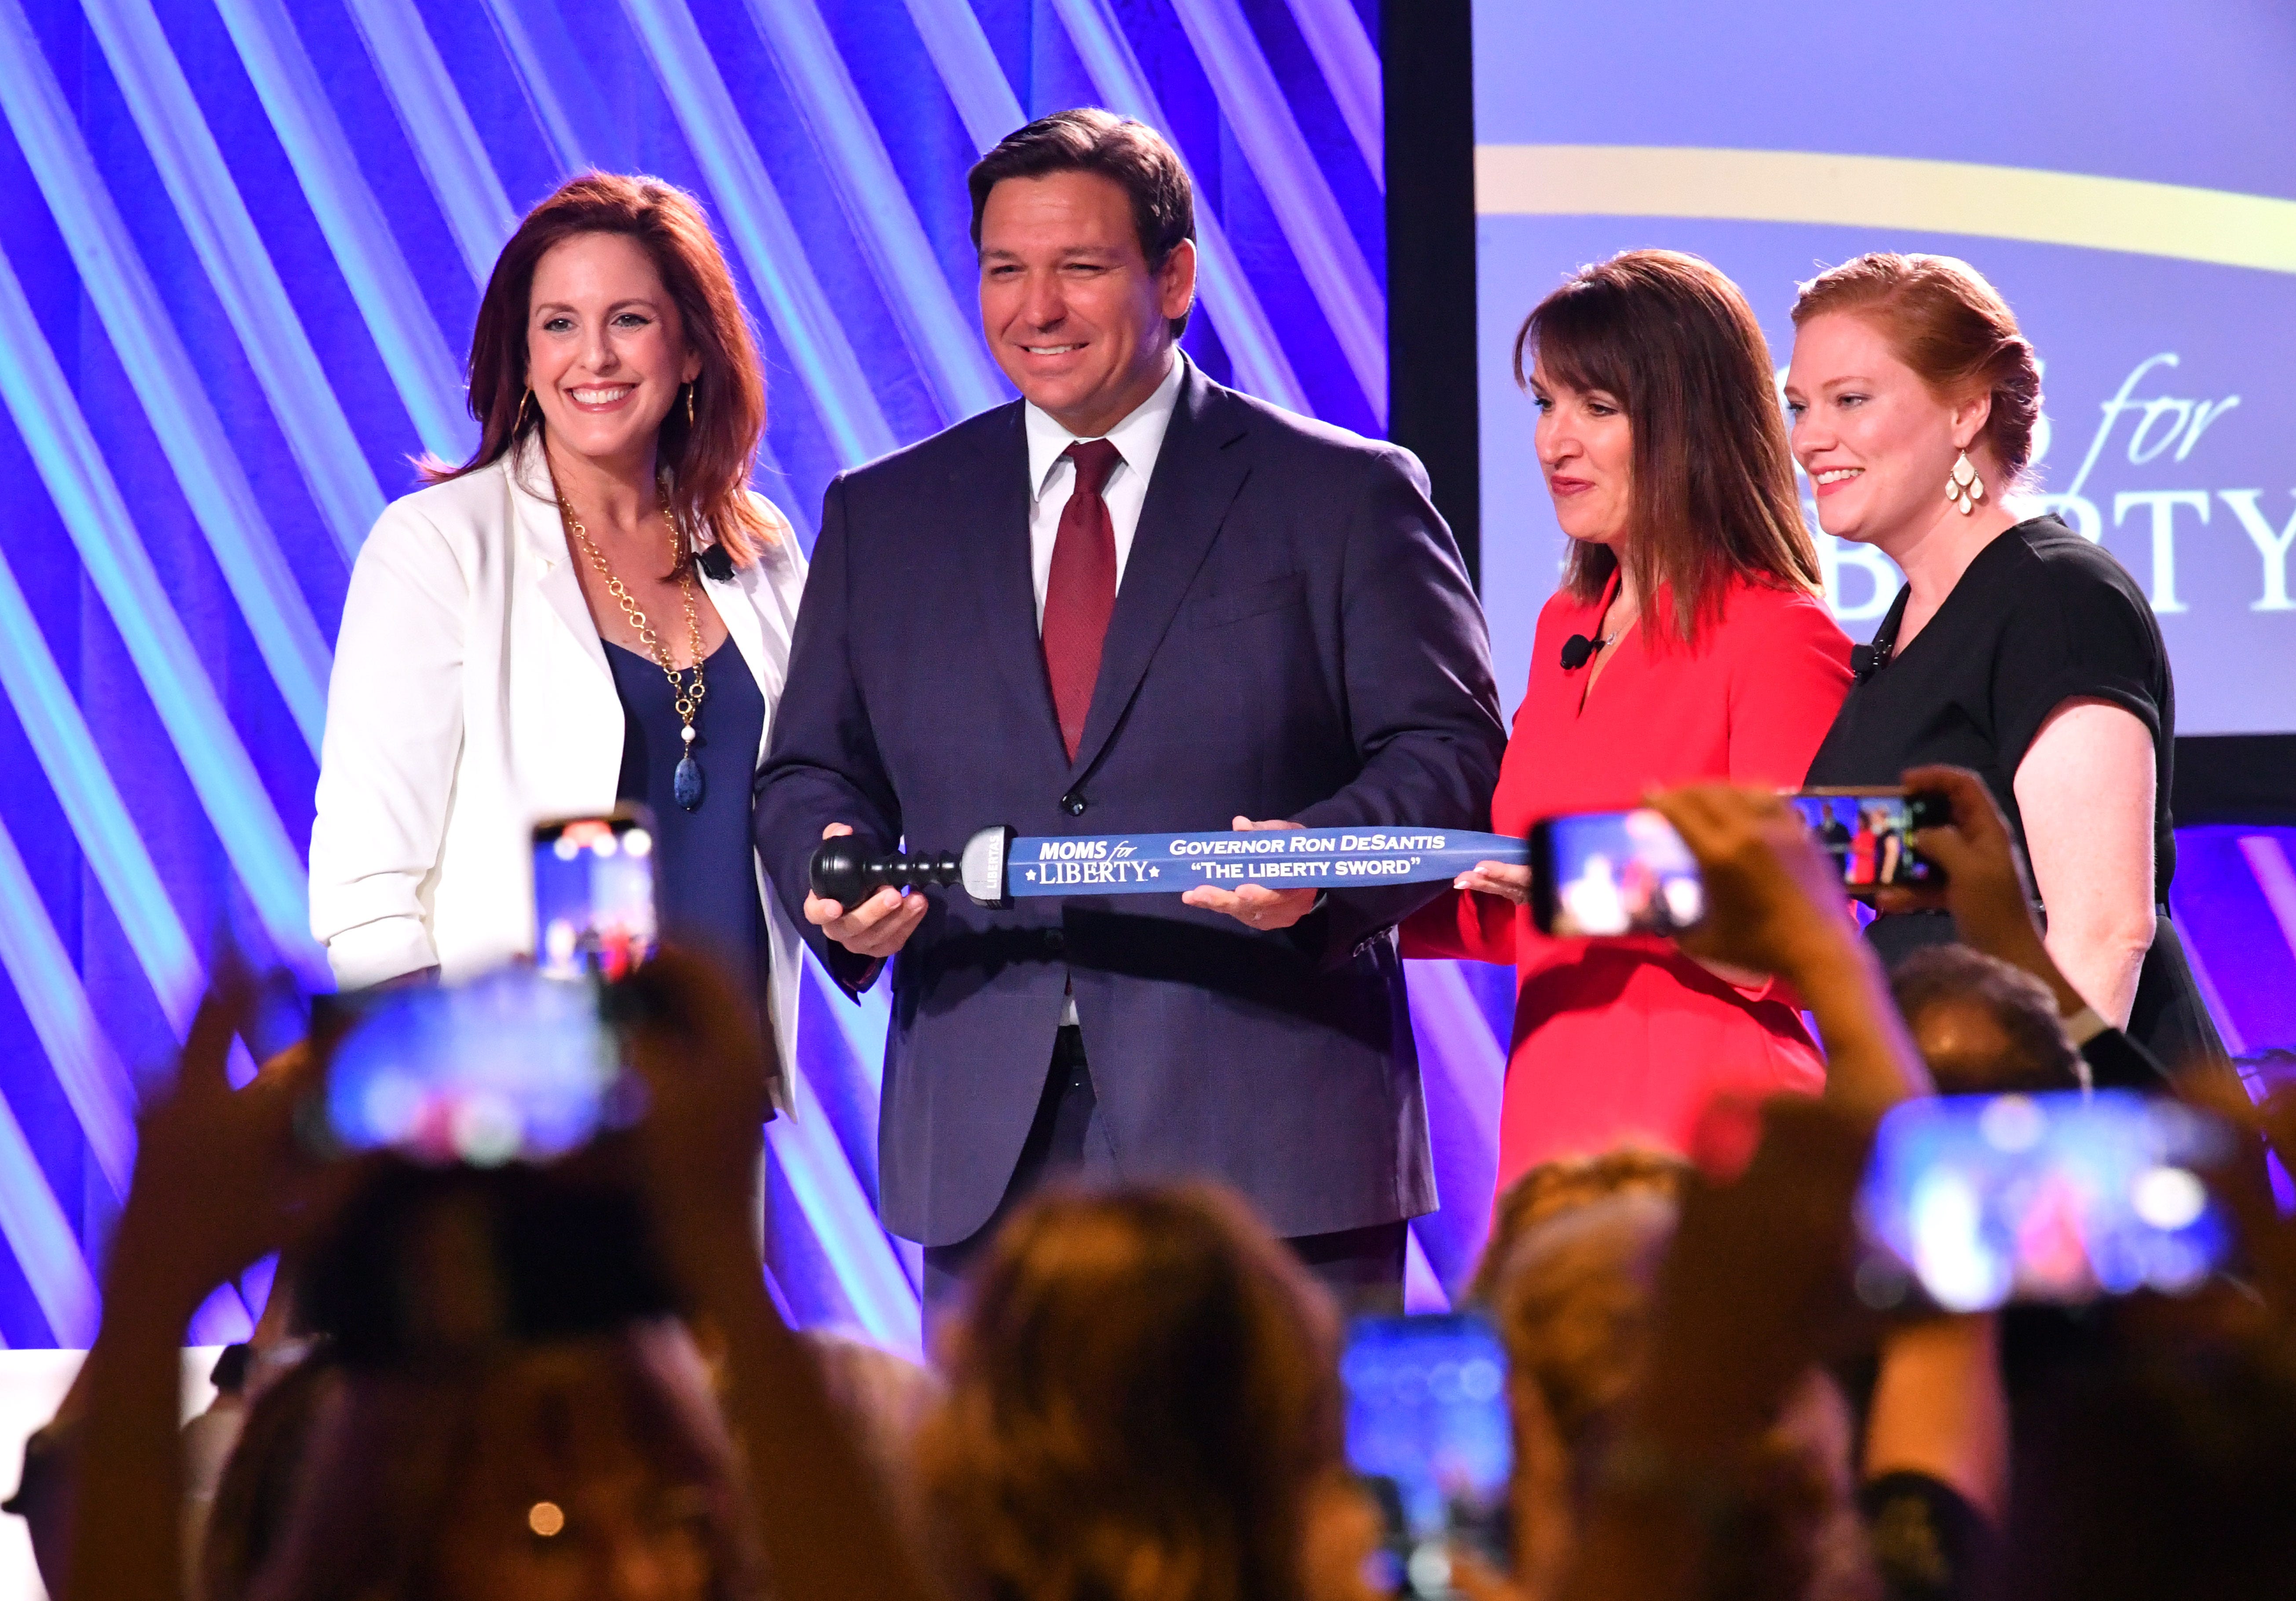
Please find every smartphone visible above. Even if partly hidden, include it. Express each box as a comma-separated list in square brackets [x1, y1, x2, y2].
[534, 808, 660, 981]
[1528, 808, 1704, 938]
[1342, 1313, 1513, 1599]
[1856, 1090, 2234, 1313]
[311, 967, 637, 1166]
[1789, 787, 1951, 897]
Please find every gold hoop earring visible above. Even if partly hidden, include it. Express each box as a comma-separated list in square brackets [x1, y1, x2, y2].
[1946, 449, 1985, 515]
[516, 387, 532, 435]
[685, 380, 696, 428]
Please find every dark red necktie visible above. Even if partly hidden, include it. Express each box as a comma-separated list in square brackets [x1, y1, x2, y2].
[1042, 439, 1123, 760]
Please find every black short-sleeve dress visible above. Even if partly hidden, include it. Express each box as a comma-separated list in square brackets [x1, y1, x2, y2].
[1805, 515, 2224, 1076]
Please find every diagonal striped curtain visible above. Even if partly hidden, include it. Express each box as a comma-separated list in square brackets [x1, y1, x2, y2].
[0, 0, 1513, 1358]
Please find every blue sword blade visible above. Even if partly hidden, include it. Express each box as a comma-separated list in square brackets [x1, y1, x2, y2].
[1004, 827, 1528, 898]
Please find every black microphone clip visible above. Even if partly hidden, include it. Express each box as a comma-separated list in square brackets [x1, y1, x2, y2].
[1850, 640, 1890, 683]
[1559, 633, 1596, 671]
[697, 542, 735, 582]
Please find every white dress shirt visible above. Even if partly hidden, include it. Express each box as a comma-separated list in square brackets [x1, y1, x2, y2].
[1023, 352, 1185, 628]
[1023, 353, 1183, 1025]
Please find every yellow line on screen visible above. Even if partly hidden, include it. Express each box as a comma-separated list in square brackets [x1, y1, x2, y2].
[1475, 145, 2296, 275]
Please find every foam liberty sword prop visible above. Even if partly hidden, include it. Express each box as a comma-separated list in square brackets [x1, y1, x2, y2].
[809, 826, 1529, 910]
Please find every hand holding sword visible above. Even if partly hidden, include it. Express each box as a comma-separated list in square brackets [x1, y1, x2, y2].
[804, 822, 1527, 950]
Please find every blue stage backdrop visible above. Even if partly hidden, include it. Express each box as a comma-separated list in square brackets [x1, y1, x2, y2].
[0, 0, 1521, 1356]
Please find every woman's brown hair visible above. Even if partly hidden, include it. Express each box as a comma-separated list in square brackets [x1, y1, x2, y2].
[1516, 249, 1821, 641]
[427, 171, 774, 565]
[1790, 252, 2041, 488]
[920, 1185, 1342, 1601]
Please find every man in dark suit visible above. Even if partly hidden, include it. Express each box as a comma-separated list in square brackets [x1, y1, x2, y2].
[1817, 801, 1854, 873]
[756, 110, 1505, 1308]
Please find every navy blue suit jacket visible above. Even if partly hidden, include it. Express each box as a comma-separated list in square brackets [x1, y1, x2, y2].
[756, 362, 1505, 1246]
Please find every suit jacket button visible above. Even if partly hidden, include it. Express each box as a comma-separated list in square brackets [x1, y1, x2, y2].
[1046, 928, 1066, 953]
[1060, 792, 1087, 816]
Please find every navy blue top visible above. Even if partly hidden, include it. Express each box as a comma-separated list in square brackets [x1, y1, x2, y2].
[606, 638, 768, 993]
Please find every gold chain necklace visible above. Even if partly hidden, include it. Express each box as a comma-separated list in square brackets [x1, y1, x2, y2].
[556, 491, 711, 811]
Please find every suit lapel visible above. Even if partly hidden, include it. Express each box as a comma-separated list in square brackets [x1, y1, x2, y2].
[1068, 364, 1250, 780]
[970, 403, 1068, 757]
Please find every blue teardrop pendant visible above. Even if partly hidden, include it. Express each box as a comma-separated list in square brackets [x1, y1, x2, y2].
[673, 751, 704, 811]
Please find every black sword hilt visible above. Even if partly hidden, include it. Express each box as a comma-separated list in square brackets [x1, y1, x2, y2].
[807, 826, 1018, 911]
[809, 841, 962, 908]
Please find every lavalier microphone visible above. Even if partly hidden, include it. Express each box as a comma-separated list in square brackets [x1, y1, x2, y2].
[1559, 633, 1610, 670]
[1850, 640, 1891, 683]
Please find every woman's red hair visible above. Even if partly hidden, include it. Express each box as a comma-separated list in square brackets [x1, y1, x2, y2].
[428, 172, 773, 565]
[1790, 252, 2041, 490]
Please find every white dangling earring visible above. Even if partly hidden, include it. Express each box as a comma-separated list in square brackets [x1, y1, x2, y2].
[1946, 449, 1985, 515]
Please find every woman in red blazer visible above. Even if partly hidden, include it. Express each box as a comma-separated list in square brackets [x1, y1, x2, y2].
[1405, 251, 1851, 1190]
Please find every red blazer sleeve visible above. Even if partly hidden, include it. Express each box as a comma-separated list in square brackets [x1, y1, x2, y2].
[1400, 885, 1520, 964]
[1726, 587, 1854, 788]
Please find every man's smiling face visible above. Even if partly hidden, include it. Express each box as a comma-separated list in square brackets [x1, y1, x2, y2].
[977, 169, 1196, 438]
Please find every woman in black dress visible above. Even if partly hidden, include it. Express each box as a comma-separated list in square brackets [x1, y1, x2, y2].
[1783, 253, 2222, 1076]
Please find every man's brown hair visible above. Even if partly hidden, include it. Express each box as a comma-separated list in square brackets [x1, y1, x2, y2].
[969, 108, 1196, 336]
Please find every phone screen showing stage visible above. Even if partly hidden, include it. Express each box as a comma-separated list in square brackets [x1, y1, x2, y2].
[1857, 1091, 2234, 1312]
[1530, 808, 1704, 937]
[319, 968, 632, 1165]
[1788, 790, 1948, 895]
[534, 811, 659, 981]
[1343, 1314, 1512, 1599]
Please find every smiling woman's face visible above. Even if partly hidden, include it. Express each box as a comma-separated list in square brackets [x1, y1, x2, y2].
[1785, 311, 1975, 548]
[526, 231, 701, 475]
[1530, 359, 1634, 549]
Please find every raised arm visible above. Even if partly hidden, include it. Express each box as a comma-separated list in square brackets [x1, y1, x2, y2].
[65, 992, 331, 1601]
[627, 952, 943, 1601]
[308, 506, 468, 987]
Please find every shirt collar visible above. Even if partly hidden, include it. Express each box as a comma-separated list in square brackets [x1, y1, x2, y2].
[1024, 351, 1186, 500]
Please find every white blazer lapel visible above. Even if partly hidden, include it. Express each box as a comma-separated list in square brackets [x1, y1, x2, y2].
[510, 439, 613, 683]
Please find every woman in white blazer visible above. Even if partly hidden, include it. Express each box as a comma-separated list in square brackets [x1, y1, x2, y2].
[310, 173, 807, 1100]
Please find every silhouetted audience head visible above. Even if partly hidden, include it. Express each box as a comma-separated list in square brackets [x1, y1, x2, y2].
[1890, 945, 2081, 1094]
[921, 1184, 1342, 1601]
[1470, 1146, 1694, 1306]
[805, 1330, 943, 1552]
[245, 1322, 755, 1601]
[210, 1344, 254, 1398]
[198, 1349, 340, 1601]
[219, 1157, 757, 1601]
[1488, 1191, 1876, 1601]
